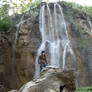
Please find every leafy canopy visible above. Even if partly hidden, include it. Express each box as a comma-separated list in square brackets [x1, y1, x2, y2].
[0, 4, 13, 32]
[67, 2, 92, 17]
[0, 0, 41, 32]
[0, 0, 41, 13]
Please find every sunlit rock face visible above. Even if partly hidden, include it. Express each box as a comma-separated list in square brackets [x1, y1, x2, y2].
[0, 1, 92, 91]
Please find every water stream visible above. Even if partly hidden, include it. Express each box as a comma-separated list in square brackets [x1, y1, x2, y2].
[87, 15, 92, 33]
[11, 15, 25, 74]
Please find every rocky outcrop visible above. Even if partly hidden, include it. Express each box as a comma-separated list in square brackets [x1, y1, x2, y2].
[17, 67, 76, 92]
[0, 1, 92, 91]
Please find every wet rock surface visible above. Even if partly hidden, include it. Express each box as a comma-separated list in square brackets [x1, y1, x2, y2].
[0, 1, 92, 91]
[63, 3, 92, 87]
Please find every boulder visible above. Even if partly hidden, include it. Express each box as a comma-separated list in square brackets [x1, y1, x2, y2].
[18, 66, 76, 92]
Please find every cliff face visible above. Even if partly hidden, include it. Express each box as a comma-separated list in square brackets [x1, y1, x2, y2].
[63, 4, 92, 87]
[0, 1, 92, 91]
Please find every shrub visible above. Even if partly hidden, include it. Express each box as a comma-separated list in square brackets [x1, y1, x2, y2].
[66, 2, 92, 17]
[0, 17, 13, 32]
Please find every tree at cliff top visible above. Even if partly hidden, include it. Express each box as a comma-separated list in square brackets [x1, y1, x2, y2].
[66, 2, 92, 17]
[0, 0, 40, 32]
[0, 4, 13, 32]
[0, 0, 40, 13]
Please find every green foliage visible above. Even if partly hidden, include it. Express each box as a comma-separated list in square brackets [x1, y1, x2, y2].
[15, 0, 40, 12]
[21, 0, 40, 12]
[0, 0, 40, 13]
[67, 2, 92, 17]
[76, 87, 92, 92]
[81, 40, 87, 48]
[0, 0, 41, 32]
[77, 36, 87, 48]
[19, 0, 32, 12]
[0, 4, 10, 20]
[0, 4, 14, 32]
[30, 0, 40, 8]
[73, 5, 92, 17]
[0, 17, 13, 32]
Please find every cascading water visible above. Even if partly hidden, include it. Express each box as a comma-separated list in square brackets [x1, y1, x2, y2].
[87, 15, 92, 33]
[35, 2, 74, 78]
[11, 15, 25, 74]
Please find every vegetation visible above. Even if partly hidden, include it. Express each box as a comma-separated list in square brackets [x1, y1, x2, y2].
[66, 2, 92, 17]
[0, 0, 41, 32]
[0, 0, 92, 32]
[76, 87, 92, 92]
[30, 0, 40, 9]
[0, 17, 13, 32]
[0, 0, 40, 13]
[0, 4, 14, 32]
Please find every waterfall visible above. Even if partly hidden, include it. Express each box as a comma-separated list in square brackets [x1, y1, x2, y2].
[35, 5, 46, 77]
[11, 15, 25, 74]
[35, 3, 74, 78]
[87, 15, 92, 33]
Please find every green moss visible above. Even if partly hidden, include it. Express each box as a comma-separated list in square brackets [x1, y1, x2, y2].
[81, 39, 86, 46]
[77, 36, 87, 48]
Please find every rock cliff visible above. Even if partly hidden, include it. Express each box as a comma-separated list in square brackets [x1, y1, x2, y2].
[0, 1, 92, 91]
